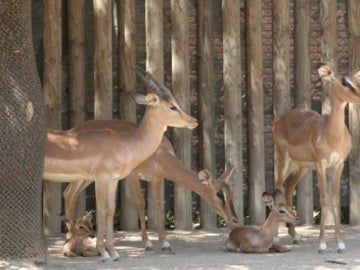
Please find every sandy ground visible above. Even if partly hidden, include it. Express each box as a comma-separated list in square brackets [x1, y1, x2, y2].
[1, 225, 360, 270]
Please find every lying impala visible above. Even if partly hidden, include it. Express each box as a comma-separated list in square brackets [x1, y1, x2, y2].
[44, 67, 198, 262]
[63, 212, 99, 257]
[273, 63, 360, 253]
[63, 119, 238, 252]
[225, 189, 298, 253]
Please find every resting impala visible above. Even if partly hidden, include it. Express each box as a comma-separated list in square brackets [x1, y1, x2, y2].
[44, 67, 198, 261]
[273, 63, 360, 253]
[63, 212, 99, 257]
[63, 119, 238, 252]
[225, 189, 298, 253]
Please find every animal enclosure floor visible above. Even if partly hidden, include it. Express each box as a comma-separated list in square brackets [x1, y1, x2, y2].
[2, 225, 360, 270]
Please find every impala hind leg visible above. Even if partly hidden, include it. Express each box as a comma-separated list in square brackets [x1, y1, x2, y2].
[316, 163, 328, 254]
[127, 173, 153, 251]
[332, 163, 345, 253]
[283, 167, 308, 244]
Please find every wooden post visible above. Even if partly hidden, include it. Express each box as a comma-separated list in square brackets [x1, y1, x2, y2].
[348, 0, 360, 225]
[171, 0, 193, 230]
[68, 0, 86, 218]
[93, 0, 113, 120]
[118, 0, 139, 230]
[294, 0, 313, 225]
[197, 0, 217, 229]
[245, 0, 265, 225]
[223, 0, 243, 225]
[320, 0, 337, 225]
[145, 0, 164, 230]
[43, 0, 62, 235]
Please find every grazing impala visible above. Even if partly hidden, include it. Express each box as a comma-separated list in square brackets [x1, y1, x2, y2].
[44, 67, 197, 262]
[225, 189, 298, 253]
[273, 63, 360, 253]
[63, 119, 238, 252]
[63, 212, 99, 257]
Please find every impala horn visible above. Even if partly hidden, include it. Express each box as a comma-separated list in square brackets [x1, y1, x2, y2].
[135, 66, 172, 98]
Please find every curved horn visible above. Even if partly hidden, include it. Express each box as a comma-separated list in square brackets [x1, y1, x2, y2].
[135, 66, 172, 98]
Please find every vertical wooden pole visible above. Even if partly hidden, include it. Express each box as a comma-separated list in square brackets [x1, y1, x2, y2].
[197, 0, 216, 229]
[93, 0, 113, 120]
[43, 0, 62, 235]
[145, 0, 164, 230]
[245, 0, 265, 225]
[118, 0, 139, 230]
[68, 0, 86, 218]
[348, 0, 360, 225]
[171, 0, 193, 229]
[223, 0, 243, 225]
[294, 0, 313, 225]
[320, 0, 337, 225]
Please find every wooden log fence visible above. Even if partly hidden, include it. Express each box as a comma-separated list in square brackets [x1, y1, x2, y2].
[38, 0, 360, 234]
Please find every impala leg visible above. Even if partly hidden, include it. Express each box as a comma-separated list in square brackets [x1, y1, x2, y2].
[274, 149, 291, 192]
[63, 180, 92, 220]
[284, 167, 308, 244]
[150, 180, 170, 251]
[127, 173, 152, 250]
[104, 180, 120, 261]
[316, 163, 328, 253]
[332, 162, 345, 253]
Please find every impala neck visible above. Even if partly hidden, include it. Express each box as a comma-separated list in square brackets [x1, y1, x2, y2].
[261, 212, 279, 234]
[325, 94, 348, 143]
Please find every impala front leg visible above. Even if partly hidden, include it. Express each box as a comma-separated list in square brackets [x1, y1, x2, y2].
[316, 163, 328, 254]
[332, 162, 345, 253]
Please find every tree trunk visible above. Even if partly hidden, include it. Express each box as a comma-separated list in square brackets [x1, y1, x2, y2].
[197, 0, 216, 229]
[245, 0, 265, 225]
[348, 0, 360, 225]
[294, 0, 313, 225]
[172, 0, 193, 230]
[145, 0, 164, 230]
[0, 0, 46, 260]
[43, 0, 62, 235]
[118, 0, 139, 230]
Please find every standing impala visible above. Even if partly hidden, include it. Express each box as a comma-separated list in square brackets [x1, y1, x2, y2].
[44, 67, 198, 262]
[63, 119, 238, 252]
[273, 63, 360, 253]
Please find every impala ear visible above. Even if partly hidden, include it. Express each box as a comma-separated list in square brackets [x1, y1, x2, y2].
[198, 169, 213, 186]
[262, 191, 274, 209]
[218, 167, 235, 182]
[145, 93, 160, 106]
[83, 211, 93, 223]
[318, 63, 336, 82]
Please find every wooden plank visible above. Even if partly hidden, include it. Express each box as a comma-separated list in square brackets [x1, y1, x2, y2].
[197, 0, 217, 229]
[68, 0, 86, 218]
[118, 0, 138, 230]
[294, 0, 313, 225]
[171, 0, 193, 230]
[320, 0, 337, 225]
[43, 0, 62, 235]
[245, 0, 265, 225]
[348, 0, 360, 225]
[93, 0, 113, 120]
[145, 0, 164, 230]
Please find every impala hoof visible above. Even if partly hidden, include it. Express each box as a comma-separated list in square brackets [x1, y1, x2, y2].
[102, 251, 111, 262]
[145, 241, 154, 251]
[292, 239, 300, 245]
[318, 249, 326, 254]
[112, 251, 120, 261]
[337, 242, 346, 253]
[161, 241, 172, 253]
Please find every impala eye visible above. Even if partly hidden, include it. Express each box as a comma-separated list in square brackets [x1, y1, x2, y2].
[278, 209, 286, 214]
[216, 191, 224, 198]
[170, 105, 178, 111]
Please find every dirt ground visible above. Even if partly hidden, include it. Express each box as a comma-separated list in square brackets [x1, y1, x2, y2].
[2, 225, 360, 270]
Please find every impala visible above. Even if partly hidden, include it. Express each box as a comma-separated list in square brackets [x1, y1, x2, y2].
[63, 212, 99, 257]
[273, 63, 360, 253]
[44, 67, 198, 261]
[225, 189, 298, 253]
[63, 119, 238, 252]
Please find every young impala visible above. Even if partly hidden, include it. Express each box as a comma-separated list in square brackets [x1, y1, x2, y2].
[63, 212, 99, 257]
[273, 63, 360, 253]
[225, 189, 298, 253]
[44, 67, 197, 262]
[63, 119, 238, 252]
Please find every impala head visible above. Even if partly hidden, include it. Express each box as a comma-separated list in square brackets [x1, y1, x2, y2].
[262, 189, 299, 225]
[318, 63, 360, 104]
[128, 66, 198, 130]
[64, 211, 96, 239]
[198, 168, 238, 225]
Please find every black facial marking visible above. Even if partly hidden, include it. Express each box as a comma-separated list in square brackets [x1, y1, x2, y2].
[342, 78, 356, 93]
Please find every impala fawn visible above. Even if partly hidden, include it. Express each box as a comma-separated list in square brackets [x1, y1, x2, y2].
[63, 212, 99, 257]
[225, 189, 299, 253]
